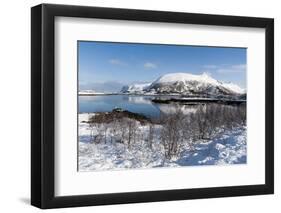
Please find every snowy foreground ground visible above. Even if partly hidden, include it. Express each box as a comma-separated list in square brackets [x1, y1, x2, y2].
[79, 113, 247, 172]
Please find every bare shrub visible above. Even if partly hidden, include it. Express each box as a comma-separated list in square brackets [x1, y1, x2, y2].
[87, 103, 246, 161]
[182, 114, 197, 151]
[147, 123, 155, 149]
[88, 114, 109, 144]
[194, 104, 209, 139]
[126, 119, 138, 148]
[191, 103, 246, 139]
[160, 110, 185, 159]
[88, 121, 104, 144]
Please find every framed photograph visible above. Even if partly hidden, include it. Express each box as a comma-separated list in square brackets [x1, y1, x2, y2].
[31, 4, 274, 209]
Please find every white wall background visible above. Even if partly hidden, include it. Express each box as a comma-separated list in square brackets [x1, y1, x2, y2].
[0, 0, 279, 212]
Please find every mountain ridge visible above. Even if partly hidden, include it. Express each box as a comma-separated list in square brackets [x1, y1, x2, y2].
[121, 72, 245, 97]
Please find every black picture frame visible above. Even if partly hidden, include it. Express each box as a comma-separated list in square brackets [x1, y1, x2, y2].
[31, 3, 274, 209]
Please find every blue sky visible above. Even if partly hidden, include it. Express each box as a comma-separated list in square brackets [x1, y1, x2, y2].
[78, 41, 246, 92]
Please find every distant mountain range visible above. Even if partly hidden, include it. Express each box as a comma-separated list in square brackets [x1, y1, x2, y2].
[120, 73, 245, 98]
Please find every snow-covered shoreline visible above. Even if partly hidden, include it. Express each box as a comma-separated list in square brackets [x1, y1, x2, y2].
[78, 112, 247, 172]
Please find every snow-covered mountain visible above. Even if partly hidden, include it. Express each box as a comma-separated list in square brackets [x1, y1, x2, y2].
[120, 83, 151, 94]
[121, 73, 245, 97]
[221, 82, 245, 94]
[79, 90, 104, 95]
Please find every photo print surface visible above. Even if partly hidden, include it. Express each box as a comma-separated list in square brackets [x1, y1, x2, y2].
[78, 41, 247, 172]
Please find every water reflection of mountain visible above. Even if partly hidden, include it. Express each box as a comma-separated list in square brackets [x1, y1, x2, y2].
[127, 95, 198, 115]
[156, 103, 198, 115]
[79, 95, 244, 119]
[127, 96, 152, 105]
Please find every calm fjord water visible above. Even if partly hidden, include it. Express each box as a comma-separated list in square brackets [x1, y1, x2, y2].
[79, 95, 162, 119]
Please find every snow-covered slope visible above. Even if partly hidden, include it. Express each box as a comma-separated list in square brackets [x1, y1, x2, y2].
[120, 83, 151, 94]
[222, 82, 245, 94]
[148, 72, 244, 95]
[78, 113, 246, 171]
[152, 72, 218, 85]
[121, 72, 245, 97]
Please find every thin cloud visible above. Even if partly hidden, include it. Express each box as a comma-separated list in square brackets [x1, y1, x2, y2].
[217, 64, 246, 74]
[109, 59, 126, 66]
[231, 64, 246, 70]
[144, 62, 157, 69]
[203, 65, 218, 69]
